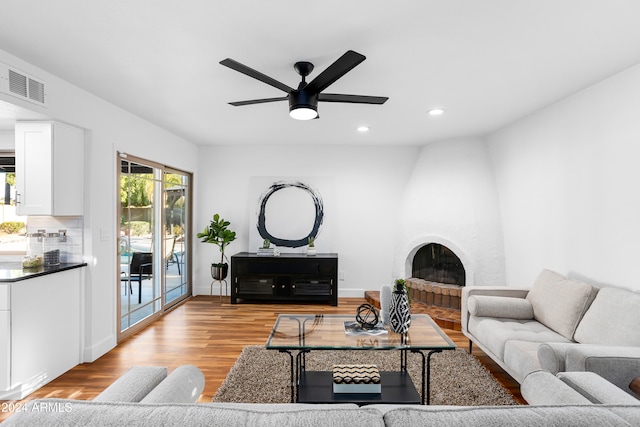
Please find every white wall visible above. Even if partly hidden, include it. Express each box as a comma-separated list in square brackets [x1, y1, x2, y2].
[488, 63, 640, 291]
[394, 137, 505, 286]
[0, 130, 13, 149]
[195, 145, 420, 296]
[0, 49, 199, 361]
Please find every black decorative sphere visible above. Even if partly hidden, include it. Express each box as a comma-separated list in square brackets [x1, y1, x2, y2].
[356, 304, 380, 330]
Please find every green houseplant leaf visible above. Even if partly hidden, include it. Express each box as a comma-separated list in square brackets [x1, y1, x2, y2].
[196, 213, 237, 266]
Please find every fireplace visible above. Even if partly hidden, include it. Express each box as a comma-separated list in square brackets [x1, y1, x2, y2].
[406, 243, 466, 310]
[412, 243, 465, 286]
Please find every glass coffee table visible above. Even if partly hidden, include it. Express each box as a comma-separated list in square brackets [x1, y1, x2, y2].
[266, 314, 456, 405]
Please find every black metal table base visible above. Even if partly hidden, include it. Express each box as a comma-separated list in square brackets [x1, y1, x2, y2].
[280, 347, 444, 405]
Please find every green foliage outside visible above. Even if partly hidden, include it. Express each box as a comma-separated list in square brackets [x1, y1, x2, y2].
[120, 175, 152, 207]
[124, 221, 150, 236]
[121, 174, 185, 208]
[0, 221, 25, 234]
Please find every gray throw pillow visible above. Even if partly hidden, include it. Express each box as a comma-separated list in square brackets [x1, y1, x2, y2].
[573, 287, 640, 346]
[526, 269, 596, 340]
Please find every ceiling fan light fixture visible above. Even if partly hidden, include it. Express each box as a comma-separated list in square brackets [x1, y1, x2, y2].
[289, 106, 318, 120]
[288, 91, 318, 120]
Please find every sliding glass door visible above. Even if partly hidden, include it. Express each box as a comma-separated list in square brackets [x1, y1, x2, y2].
[163, 168, 189, 306]
[118, 154, 191, 338]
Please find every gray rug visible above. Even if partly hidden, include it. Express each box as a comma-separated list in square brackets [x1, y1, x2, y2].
[213, 345, 519, 406]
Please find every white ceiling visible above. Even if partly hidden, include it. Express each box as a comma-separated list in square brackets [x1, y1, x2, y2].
[1, 0, 640, 146]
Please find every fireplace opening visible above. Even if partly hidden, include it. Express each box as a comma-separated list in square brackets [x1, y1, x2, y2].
[406, 243, 466, 312]
[411, 243, 465, 287]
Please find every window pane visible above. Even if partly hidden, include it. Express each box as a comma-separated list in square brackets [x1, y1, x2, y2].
[0, 160, 27, 252]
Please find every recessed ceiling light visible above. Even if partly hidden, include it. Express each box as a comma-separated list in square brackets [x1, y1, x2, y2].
[427, 108, 445, 116]
[357, 126, 370, 132]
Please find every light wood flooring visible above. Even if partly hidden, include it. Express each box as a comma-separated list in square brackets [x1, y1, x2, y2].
[0, 296, 525, 422]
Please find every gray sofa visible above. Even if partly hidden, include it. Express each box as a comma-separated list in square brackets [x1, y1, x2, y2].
[462, 269, 640, 397]
[5, 360, 640, 426]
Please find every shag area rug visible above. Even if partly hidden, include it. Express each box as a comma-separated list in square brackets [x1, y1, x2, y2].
[213, 345, 518, 406]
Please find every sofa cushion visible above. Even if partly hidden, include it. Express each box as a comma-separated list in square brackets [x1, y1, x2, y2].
[467, 295, 534, 319]
[573, 287, 640, 346]
[502, 340, 544, 383]
[468, 316, 570, 360]
[380, 405, 640, 426]
[526, 269, 596, 340]
[3, 399, 385, 427]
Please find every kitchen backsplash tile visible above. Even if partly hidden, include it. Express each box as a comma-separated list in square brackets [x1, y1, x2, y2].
[27, 216, 83, 263]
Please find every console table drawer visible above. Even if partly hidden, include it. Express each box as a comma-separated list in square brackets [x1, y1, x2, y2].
[236, 278, 275, 295]
[293, 280, 332, 296]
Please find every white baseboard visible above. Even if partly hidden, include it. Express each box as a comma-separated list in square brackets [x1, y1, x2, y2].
[83, 335, 116, 363]
[338, 289, 366, 298]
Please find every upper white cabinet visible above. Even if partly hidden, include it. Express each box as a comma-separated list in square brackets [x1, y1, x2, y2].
[15, 121, 84, 216]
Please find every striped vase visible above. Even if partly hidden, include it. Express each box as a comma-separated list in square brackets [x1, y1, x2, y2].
[389, 282, 411, 334]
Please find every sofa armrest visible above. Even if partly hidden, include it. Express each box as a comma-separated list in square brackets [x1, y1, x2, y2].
[557, 372, 640, 404]
[521, 371, 591, 405]
[462, 286, 530, 334]
[538, 342, 579, 374]
[565, 345, 640, 394]
[93, 366, 167, 402]
[140, 364, 205, 404]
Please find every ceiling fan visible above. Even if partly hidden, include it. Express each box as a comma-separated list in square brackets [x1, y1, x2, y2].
[220, 50, 388, 120]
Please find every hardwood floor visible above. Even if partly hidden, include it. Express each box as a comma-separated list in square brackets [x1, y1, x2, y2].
[0, 296, 524, 422]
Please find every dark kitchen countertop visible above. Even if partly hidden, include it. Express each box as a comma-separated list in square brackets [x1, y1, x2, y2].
[0, 262, 87, 282]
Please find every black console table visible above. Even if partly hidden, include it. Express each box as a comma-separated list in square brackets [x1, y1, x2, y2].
[230, 252, 338, 305]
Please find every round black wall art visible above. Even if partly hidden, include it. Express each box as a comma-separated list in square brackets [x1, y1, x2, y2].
[256, 181, 324, 248]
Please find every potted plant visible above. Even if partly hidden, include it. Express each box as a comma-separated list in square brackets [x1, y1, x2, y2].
[197, 213, 237, 280]
[306, 236, 317, 256]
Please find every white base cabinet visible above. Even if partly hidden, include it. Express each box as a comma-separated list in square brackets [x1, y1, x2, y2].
[15, 121, 84, 216]
[0, 268, 82, 400]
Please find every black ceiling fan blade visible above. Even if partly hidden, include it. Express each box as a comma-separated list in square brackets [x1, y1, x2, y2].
[318, 93, 388, 104]
[305, 50, 366, 94]
[229, 96, 288, 106]
[220, 58, 294, 93]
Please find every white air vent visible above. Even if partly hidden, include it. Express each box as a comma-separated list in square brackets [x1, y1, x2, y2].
[0, 62, 46, 106]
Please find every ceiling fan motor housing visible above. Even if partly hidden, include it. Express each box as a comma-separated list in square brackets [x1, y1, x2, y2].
[288, 90, 318, 113]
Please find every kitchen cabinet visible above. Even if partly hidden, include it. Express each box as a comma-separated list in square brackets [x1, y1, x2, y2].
[15, 121, 84, 216]
[0, 265, 84, 400]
